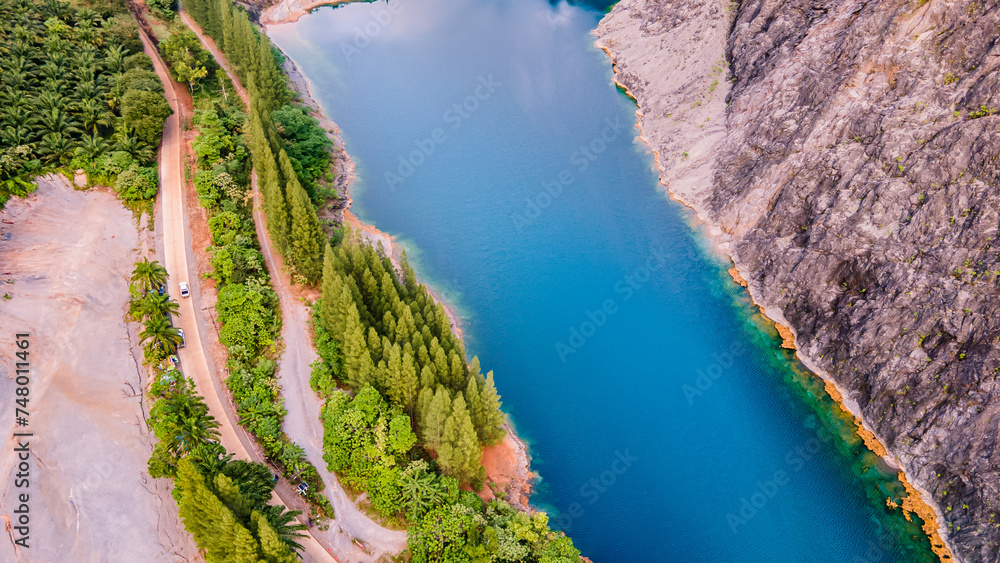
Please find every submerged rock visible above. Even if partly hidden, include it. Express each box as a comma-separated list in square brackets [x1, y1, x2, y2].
[599, 0, 1000, 560]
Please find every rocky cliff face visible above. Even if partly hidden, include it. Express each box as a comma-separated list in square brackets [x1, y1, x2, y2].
[599, 0, 1000, 561]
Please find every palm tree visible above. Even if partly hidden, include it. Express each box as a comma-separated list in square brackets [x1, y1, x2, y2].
[76, 98, 113, 135]
[75, 7, 102, 28]
[190, 442, 233, 478]
[133, 292, 180, 321]
[400, 460, 445, 519]
[38, 132, 75, 164]
[36, 107, 81, 137]
[3, 107, 31, 129]
[114, 126, 154, 162]
[175, 403, 221, 455]
[2, 68, 30, 92]
[221, 460, 275, 508]
[131, 257, 169, 292]
[139, 316, 183, 354]
[258, 505, 308, 551]
[36, 61, 65, 85]
[1, 125, 32, 146]
[153, 390, 221, 457]
[278, 442, 307, 480]
[75, 133, 108, 161]
[102, 44, 125, 74]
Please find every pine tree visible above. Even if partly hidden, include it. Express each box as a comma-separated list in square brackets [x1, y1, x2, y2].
[320, 245, 352, 339]
[415, 386, 434, 430]
[419, 364, 436, 390]
[480, 370, 506, 444]
[176, 459, 262, 563]
[248, 107, 288, 252]
[394, 301, 416, 345]
[215, 472, 252, 523]
[219, 2, 233, 53]
[341, 303, 374, 388]
[361, 268, 380, 317]
[281, 149, 323, 282]
[232, 10, 256, 79]
[449, 352, 464, 390]
[381, 310, 397, 343]
[366, 327, 383, 364]
[384, 343, 403, 396]
[420, 385, 451, 452]
[438, 394, 482, 485]
[417, 345, 431, 375]
[389, 350, 419, 415]
[464, 376, 488, 443]
[432, 345, 450, 389]
[399, 250, 418, 298]
[204, 0, 222, 39]
[381, 272, 400, 307]
[373, 360, 390, 394]
[252, 511, 298, 563]
[256, 37, 288, 112]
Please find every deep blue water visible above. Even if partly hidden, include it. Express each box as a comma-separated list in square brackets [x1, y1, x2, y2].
[267, 0, 936, 560]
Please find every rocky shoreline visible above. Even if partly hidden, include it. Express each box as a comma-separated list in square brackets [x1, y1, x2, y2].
[597, 0, 1000, 560]
[260, 0, 353, 24]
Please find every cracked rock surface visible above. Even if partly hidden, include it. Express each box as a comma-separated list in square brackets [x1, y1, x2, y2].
[600, 0, 1000, 559]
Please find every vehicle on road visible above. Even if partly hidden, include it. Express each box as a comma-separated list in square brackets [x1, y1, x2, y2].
[177, 328, 186, 348]
[179, 281, 190, 298]
[169, 354, 180, 367]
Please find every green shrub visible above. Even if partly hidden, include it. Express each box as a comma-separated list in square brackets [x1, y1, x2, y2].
[121, 89, 172, 146]
[97, 151, 134, 178]
[114, 163, 158, 200]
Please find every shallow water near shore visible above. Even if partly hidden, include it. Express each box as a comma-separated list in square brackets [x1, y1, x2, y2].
[267, 0, 938, 560]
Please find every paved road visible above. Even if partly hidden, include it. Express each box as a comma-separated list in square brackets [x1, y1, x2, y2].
[178, 9, 408, 560]
[138, 24, 338, 563]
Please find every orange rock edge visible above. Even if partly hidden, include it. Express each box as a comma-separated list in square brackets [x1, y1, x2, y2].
[726, 265, 951, 560]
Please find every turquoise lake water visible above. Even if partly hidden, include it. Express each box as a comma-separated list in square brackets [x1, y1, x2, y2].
[267, 0, 938, 560]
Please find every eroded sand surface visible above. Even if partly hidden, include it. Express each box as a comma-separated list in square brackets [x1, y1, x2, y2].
[0, 176, 198, 561]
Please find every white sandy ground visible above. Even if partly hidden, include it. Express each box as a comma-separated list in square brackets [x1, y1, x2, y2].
[0, 175, 200, 562]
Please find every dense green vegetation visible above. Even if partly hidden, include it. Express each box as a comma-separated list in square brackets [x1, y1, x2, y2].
[180, 0, 580, 558]
[185, 0, 333, 284]
[313, 236, 579, 561]
[131, 258, 307, 562]
[146, 20, 333, 514]
[0, 0, 171, 206]
[316, 238, 506, 486]
[271, 104, 332, 201]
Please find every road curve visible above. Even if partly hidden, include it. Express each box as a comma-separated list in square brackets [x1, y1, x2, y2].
[177, 8, 408, 560]
[138, 22, 337, 563]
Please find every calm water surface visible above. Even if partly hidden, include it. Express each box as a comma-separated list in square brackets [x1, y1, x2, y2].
[268, 1, 937, 560]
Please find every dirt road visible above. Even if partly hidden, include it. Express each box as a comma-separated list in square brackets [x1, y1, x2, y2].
[0, 176, 200, 562]
[179, 9, 408, 560]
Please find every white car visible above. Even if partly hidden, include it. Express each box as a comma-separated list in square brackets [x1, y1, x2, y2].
[179, 281, 190, 298]
[176, 328, 186, 348]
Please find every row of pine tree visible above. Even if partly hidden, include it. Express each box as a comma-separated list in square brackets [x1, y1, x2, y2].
[187, 0, 326, 283]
